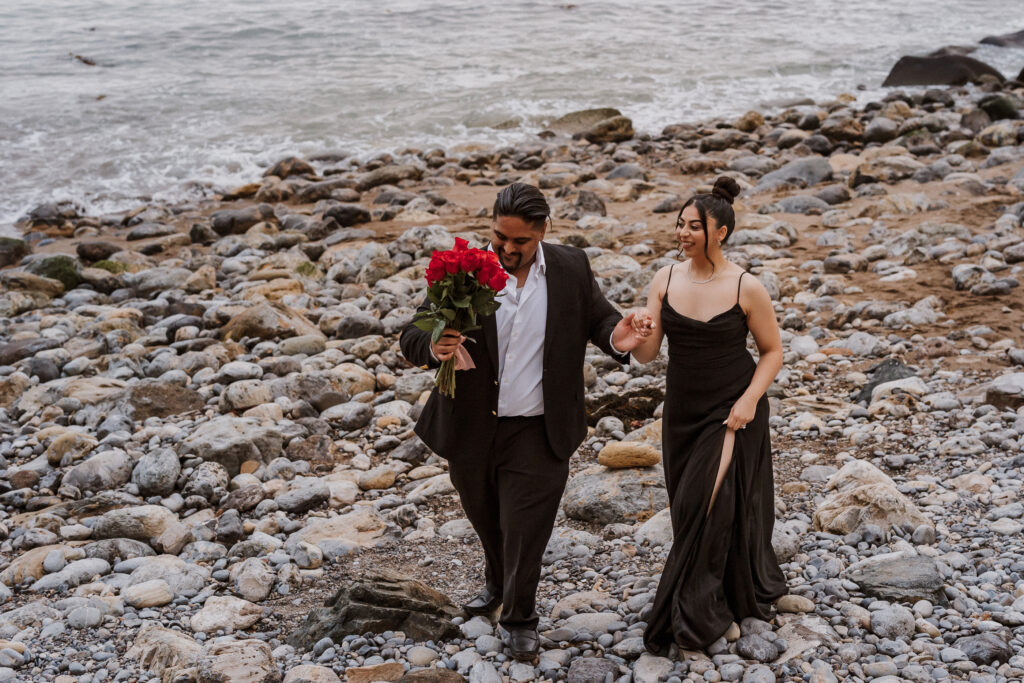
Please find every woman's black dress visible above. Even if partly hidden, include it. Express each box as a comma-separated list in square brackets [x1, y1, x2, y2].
[644, 268, 787, 654]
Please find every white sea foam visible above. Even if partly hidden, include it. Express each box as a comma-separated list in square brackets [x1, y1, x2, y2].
[1, 0, 1022, 234]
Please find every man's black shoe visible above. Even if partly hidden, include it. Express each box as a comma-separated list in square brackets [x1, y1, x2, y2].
[508, 627, 539, 661]
[462, 588, 501, 616]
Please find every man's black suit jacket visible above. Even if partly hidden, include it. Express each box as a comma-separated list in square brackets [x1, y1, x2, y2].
[399, 242, 628, 464]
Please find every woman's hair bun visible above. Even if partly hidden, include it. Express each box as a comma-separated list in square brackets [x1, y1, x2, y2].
[711, 176, 740, 204]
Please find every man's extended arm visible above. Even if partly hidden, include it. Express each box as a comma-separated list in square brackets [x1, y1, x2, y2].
[584, 257, 630, 364]
[399, 300, 442, 369]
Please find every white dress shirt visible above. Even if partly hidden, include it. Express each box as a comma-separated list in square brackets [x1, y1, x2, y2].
[495, 243, 548, 417]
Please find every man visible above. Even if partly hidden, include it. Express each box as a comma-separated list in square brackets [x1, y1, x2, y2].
[399, 183, 647, 661]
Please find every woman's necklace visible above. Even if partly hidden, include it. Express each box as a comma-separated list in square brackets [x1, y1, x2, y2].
[687, 263, 716, 284]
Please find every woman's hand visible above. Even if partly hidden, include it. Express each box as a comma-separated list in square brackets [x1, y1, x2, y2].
[724, 395, 757, 431]
[631, 308, 655, 335]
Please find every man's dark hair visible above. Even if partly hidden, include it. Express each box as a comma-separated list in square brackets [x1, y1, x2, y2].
[493, 183, 550, 230]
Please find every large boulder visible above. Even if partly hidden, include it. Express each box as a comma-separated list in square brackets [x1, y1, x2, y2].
[980, 29, 1024, 48]
[91, 505, 178, 543]
[190, 596, 263, 634]
[549, 108, 624, 135]
[288, 569, 460, 649]
[128, 624, 203, 680]
[562, 465, 668, 524]
[129, 555, 211, 598]
[843, 551, 945, 603]
[132, 448, 181, 497]
[113, 379, 205, 421]
[221, 302, 322, 341]
[284, 508, 390, 560]
[62, 449, 134, 494]
[585, 116, 634, 144]
[210, 204, 274, 236]
[882, 54, 1004, 87]
[197, 639, 281, 683]
[180, 417, 285, 476]
[757, 157, 833, 190]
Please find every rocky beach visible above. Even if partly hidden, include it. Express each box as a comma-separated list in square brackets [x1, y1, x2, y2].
[2, 39, 1024, 683]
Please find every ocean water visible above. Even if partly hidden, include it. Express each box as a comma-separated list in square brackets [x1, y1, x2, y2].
[1, 0, 1022, 233]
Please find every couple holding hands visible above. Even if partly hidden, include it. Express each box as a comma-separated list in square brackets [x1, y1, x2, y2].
[399, 178, 786, 661]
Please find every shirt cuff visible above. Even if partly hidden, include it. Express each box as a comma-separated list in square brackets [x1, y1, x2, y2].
[609, 330, 625, 356]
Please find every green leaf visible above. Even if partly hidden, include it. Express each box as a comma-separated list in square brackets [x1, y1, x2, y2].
[412, 318, 436, 333]
[431, 318, 446, 343]
[440, 307, 456, 321]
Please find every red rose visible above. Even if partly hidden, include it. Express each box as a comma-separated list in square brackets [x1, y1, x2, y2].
[452, 237, 469, 252]
[441, 250, 461, 274]
[460, 248, 485, 272]
[488, 269, 509, 291]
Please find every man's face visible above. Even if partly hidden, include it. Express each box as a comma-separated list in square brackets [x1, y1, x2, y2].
[491, 215, 545, 274]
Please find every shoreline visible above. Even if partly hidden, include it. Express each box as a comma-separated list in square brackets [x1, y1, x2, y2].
[0, 64, 1023, 683]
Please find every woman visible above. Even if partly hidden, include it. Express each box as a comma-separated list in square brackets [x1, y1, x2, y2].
[630, 176, 787, 654]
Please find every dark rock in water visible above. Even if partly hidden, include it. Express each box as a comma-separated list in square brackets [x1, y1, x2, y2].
[210, 204, 274, 235]
[265, 156, 315, 179]
[287, 569, 460, 649]
[979, 93, 1022, 121]
[855, 359, 917, 403]
[575, 190, 607, 217]
[18, 201, 79, 227]
[550, 108, 624, 135]
[0, 338, 60, 366]
[954, 633, 1013, 665]
[321, 203, 371, 227]
[758, 156, 834, 190]
[843, 553, 946, 604]
[586, 385, 664, 425]
[567, 657, 620, 683]
[76, 241, 120, 263]
[980, 29, 1024, 48]
[882, 54, 1003, 87]
[26, 254, 80, 290]
[585, 116, 634, 144]
[0, 237, 29, 268]
[926, 45, 977, 57]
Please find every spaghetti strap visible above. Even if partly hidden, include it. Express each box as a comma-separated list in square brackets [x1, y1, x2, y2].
[665, 264, 675, 298]
[736, 271, 745, 305]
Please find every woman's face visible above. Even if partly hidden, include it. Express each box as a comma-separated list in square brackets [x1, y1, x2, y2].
[676, 204, 726, 257]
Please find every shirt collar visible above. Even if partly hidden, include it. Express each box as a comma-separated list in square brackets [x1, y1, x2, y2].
[486, 241, 547, 275]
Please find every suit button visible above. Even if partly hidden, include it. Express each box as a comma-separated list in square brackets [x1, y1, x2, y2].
[493, 380, 498, 386]
[491, 410, 497, 416]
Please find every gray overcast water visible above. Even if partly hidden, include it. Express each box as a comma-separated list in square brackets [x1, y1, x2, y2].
[1, 0, 1022, 229]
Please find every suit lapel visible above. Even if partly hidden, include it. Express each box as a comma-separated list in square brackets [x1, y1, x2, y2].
[483, 312, 499, 376]
[543, 243, 564, 366]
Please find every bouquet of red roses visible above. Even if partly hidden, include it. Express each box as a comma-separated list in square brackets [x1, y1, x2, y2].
[413, 237, 509, 397]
